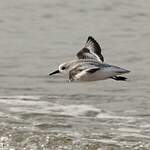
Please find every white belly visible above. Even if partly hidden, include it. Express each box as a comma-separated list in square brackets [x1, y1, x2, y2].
[76, 69, 124, 81]
[73, 64, 129, 82]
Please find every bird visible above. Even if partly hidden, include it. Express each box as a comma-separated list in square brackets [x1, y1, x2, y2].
[49, 36, 130, 82]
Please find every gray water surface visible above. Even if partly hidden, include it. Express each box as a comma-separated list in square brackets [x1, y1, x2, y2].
[0, 0, 150, 149]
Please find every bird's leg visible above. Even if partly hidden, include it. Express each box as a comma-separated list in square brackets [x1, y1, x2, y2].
[111, 76, 127, 81]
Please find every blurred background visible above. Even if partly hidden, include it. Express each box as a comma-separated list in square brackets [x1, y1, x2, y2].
[0, 0, 150, 149]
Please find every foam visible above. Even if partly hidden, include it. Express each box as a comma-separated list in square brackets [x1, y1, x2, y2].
[117, 127, 141, 133]
[49, 104, 100, 117]
[96, 112, 135, 121]
[0, 96, 44, 106]
[0, 95, 40, 100]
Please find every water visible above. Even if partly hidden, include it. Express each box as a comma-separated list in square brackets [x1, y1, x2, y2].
[0, 0, 150, 149]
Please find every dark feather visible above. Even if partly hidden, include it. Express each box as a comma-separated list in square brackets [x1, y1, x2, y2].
[111, 76, 127, 81]
[77, 36, 104, 62]
[86, 68, 100, 73]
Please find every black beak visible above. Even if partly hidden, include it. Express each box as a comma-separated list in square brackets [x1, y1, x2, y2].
[49, 70, 60, 76]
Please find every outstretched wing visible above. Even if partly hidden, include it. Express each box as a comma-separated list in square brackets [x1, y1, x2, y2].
[76, 36, 104, 62]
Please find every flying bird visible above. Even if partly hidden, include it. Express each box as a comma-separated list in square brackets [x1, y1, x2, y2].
[49, 36, 130, 82]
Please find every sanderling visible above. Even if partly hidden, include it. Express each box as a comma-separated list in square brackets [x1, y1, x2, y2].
[49, 36, 130, 81]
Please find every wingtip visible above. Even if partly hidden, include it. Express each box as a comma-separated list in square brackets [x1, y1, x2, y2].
[86, 36, 100, 46]
[87, 36, 94, 41]
[88, 35, 93, 38]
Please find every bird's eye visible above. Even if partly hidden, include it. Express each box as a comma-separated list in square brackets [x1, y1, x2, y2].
[62, 66, 65, 70]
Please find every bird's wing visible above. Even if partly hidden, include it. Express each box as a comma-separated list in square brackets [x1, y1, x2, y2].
[76, 36, 104, 62]
[69, 64, 100, 81]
